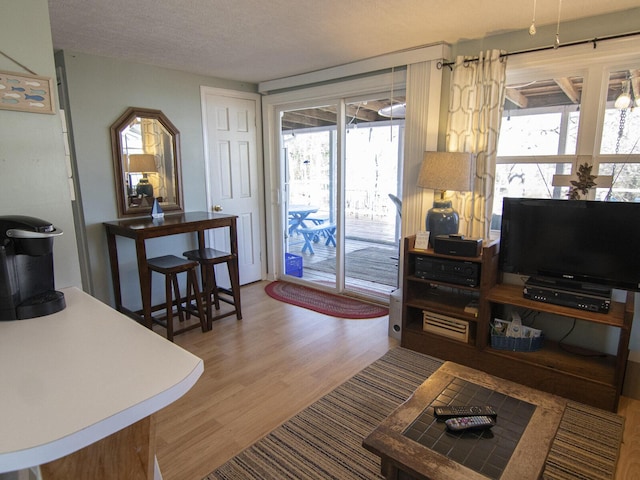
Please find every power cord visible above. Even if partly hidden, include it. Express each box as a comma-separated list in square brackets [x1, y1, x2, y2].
[558, 318, 607, 357]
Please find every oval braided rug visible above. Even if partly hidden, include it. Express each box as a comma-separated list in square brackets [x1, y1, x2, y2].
[265, 281, 388, 319]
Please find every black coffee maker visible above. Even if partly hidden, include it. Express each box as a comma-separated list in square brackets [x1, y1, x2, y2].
[0, 215, 66, 320]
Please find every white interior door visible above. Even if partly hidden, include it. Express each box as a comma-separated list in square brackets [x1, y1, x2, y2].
[201, 87, 263, 285]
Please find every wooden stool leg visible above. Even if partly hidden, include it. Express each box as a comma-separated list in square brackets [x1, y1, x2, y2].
[184, 269, 194, 320]
[209, 265, 221, 310]
[147, 268, 154, 331]
[227, 257, 242, 320]
[187, 268, 207, 332]
[171, 274, 186, 323]
[201, 264, 213, 330]
[165, 274, 174, 342]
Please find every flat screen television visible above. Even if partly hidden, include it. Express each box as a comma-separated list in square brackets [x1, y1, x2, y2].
[499, 198, 640, 292]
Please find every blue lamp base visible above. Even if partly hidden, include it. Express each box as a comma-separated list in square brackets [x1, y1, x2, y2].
[136, 176, 154, 197]
[426, 200, 459, 246]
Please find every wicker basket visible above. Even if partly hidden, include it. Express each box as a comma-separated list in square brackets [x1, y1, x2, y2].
[491, 333, 544, 352]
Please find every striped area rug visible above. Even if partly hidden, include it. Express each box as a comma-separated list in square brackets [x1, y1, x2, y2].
[543, 402, 625, 480]
[205, 348, 624, 480]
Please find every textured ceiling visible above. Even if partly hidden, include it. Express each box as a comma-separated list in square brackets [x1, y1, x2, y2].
[48, 0, 640, 84]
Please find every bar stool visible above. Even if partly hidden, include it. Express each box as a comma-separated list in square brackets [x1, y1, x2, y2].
[182, 247, 242, 329]
[147, 255, 207, 341]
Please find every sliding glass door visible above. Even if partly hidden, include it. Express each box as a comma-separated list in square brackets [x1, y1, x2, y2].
[343, 97, 403, 296]
[280, 93, 404, 301]
[282, 103, 338, 288]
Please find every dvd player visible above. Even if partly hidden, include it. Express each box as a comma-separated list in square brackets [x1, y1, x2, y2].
[523, 277, 611, 313]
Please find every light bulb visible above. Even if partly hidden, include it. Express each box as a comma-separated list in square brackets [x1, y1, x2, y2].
[615, 93, 631, 110]
[529, 0, 537, 36]
[615, 80, 631, 109]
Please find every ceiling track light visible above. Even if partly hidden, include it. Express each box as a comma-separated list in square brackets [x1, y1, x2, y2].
[378, 103, 406, 118]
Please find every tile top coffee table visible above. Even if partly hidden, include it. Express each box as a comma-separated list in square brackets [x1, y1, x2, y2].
[363, 361, 567, 480]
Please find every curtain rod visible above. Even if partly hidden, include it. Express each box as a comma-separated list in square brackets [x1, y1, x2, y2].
[437, 30, 640, 70]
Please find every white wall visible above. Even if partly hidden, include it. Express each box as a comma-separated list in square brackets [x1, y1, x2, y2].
[0, 0, 81, 289]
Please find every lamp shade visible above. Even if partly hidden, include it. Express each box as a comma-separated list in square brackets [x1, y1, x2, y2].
[417, 151, 474, 193]
[418, 151, 474, 245]
[128, 154, 157, 173]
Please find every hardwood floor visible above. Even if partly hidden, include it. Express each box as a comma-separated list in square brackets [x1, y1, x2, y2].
[154, 281, 640, 480]
[616, 396, 640, 480]
[153, 280, 396, 480]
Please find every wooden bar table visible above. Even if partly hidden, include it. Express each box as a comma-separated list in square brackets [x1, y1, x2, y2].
[0, 287, 203, 479]
[104, 211, 240, 328]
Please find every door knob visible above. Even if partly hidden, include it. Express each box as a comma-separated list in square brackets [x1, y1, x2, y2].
[212, 205, 223, 212]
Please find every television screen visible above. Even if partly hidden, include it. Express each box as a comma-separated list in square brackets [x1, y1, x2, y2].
[499, 198, 640, 292]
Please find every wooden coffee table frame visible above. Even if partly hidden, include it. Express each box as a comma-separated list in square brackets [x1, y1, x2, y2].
[363, 362, 566, 480]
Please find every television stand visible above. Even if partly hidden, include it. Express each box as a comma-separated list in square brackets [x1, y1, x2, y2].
[401, 235, 635, 411]
[523, 276, 611, 313]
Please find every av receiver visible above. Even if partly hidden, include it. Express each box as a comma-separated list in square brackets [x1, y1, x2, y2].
[415, 256, 480, 287]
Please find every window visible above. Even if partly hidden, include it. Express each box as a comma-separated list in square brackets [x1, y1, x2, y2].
[597, 70, 640, 202]
[493, 43, 640, 229]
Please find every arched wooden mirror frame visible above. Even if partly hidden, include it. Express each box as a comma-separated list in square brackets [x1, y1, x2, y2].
[110, 107, 184, 217]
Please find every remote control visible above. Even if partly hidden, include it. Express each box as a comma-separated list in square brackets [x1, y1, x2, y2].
[433, 405, 497, 419]
[445, 416, 496, 431]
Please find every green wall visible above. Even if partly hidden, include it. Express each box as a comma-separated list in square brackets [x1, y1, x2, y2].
[453, 7, 640, 57]
[0, 0, 81, 289]
[59, 51, 257, 307]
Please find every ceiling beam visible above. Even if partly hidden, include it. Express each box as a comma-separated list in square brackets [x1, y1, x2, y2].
[630, 69, 640, 104]
[554, 77, 580, 104]
[345, 105, 379, 123]
[505, 88, 528, 108]
[294, 108, 337, 124]
[282, 111, 331, 129]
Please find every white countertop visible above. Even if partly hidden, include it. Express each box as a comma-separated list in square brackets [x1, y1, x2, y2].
[0, 287, 204, 473]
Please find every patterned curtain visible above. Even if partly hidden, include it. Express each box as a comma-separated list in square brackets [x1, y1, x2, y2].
[446, 49, 507, 240]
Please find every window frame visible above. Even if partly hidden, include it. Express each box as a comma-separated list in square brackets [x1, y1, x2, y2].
[495, 37, 640, 214]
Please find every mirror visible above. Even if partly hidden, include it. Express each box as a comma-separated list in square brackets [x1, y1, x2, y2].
[110, 107, 184, 217]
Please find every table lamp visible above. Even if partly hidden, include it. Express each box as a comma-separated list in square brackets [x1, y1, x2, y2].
[417, 151, 474, 244]
[128, 154, 157, 197]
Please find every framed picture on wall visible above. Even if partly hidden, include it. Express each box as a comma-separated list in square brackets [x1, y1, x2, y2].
[0, 70, 55, 114]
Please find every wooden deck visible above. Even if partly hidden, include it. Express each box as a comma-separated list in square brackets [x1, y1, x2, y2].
[286, 215, 400, 303]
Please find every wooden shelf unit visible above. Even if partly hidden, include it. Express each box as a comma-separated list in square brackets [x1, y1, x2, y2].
[401, 236, 498, 371]
[400, 235, 634, 412]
